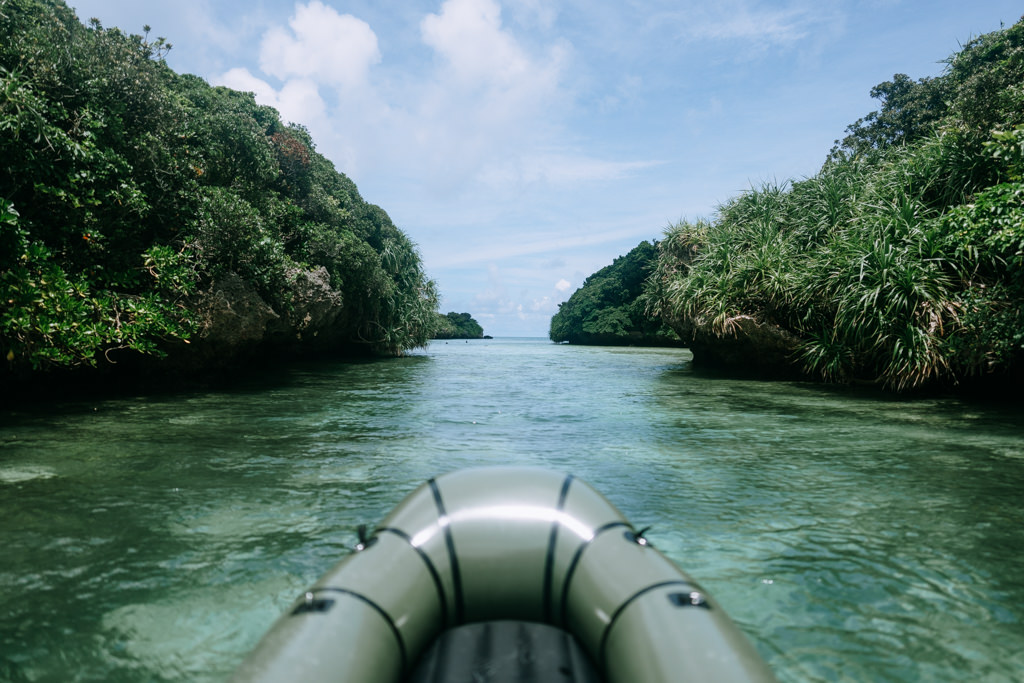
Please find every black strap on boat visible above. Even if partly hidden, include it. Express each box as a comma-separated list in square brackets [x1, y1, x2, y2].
[377, 526, 450, 627]
[310, 587, 408, 674]
[542, 473, 575, 624]
[558, 521, 629, 626]
[597, 580, 696, 669]
[429, 477, 465, 625]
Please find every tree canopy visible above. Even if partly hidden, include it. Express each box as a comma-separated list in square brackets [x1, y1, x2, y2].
[1, 0, 438, 382]
[433, 312, 485, 339]
[549, 241, 681, 346]
[647, 16, 1024, 390]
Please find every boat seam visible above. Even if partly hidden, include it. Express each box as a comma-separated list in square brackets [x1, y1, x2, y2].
[543, 473, 575, 624]
[597, 579, 695, 670]
[558, 521, 629, 626]
[429, 477, 464, 624]
[377, 526, 449, 627]
[314, 587, 408, 674]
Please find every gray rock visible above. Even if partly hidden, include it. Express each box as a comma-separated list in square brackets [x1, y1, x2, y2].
[281, 266, 343, 342]
[679, 314, 805, 378]
[177, 267, 351, 369]
[195, 273, 280, 351]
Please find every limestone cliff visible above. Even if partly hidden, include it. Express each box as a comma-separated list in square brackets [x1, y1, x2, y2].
[167, 266, 360, 371]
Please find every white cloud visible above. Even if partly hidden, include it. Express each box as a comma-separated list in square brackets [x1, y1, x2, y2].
[215, 0, 658, 201]
[408, 0, 573, 193]
[465, 263, 558, 329]
[481, 152, 662, 187]
[531, 296, 558, 313]
[259, 1, 380, 89]
[217, 67, 277, 103]
[555, 278, 571, 292]
[471, 263, 514, 312]
[697, 7, 809, 44]
[506, 0, 559, 32]
[666, 1, 844, 51]
[423, 222, 651, 269]
[421, 0, 532, 88]
[217, 68, 327, 128]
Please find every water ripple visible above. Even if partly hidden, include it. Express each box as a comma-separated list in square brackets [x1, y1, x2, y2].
[1, 340, 1022, 682]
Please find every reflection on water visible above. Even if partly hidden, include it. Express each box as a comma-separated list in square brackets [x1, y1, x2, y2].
[1, 338, 1022, 681]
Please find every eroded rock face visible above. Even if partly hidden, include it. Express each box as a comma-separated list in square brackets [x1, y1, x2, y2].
[8, 267, 363, 394]
[279, 266, 344, 345]
[692, 316, 803, 377]
[652, 240, 806, 378]
[195, 273, 280, 354]
[179, 267, 352, 369]
[667, 313, 806, 379]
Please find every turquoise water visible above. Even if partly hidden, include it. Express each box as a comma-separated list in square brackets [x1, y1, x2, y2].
[1, 338, 1022, 681]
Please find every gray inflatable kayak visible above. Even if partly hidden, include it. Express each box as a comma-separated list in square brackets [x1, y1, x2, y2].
[234, 466, 775, 682]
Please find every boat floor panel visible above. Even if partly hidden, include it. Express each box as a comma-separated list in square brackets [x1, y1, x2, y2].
[408, 620, 604, 683]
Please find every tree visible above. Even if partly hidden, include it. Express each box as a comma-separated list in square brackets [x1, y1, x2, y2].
[433, 312, 484, 339]
[649, 17, 1024, 390]
[1, 0, 438, 382]
[549, 241, 681, 346]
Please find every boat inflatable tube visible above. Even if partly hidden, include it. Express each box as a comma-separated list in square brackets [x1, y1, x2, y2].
[234, 466, 775, 682]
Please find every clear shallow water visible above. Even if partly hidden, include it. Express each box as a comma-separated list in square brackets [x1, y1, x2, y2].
[1, 338, 1023, 681]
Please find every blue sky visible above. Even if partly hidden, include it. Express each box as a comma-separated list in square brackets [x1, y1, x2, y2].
[69, 1, 1023, 336]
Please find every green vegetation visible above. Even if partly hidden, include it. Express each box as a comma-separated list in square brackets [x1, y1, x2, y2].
[432, 312, 485, 339]
[1, 0, 437, 381]
[647, 17, 1024, 390]
[549, 241, 681, 346]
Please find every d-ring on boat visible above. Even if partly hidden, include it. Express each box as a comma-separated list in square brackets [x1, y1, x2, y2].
[234, 466, 775, 682]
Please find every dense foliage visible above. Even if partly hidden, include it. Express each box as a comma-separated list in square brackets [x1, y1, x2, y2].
[1, 0, 437, 379]
[549, 241, 680, 346]
[648, 17, 1024, 390]
[432, 311, 485, 339]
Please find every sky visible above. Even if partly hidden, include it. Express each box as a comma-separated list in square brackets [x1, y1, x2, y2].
[68, 0, 1023, 337]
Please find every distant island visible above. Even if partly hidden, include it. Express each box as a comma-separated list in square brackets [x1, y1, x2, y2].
[432, 312, 487, 339]
[549, 241, 682, 347]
